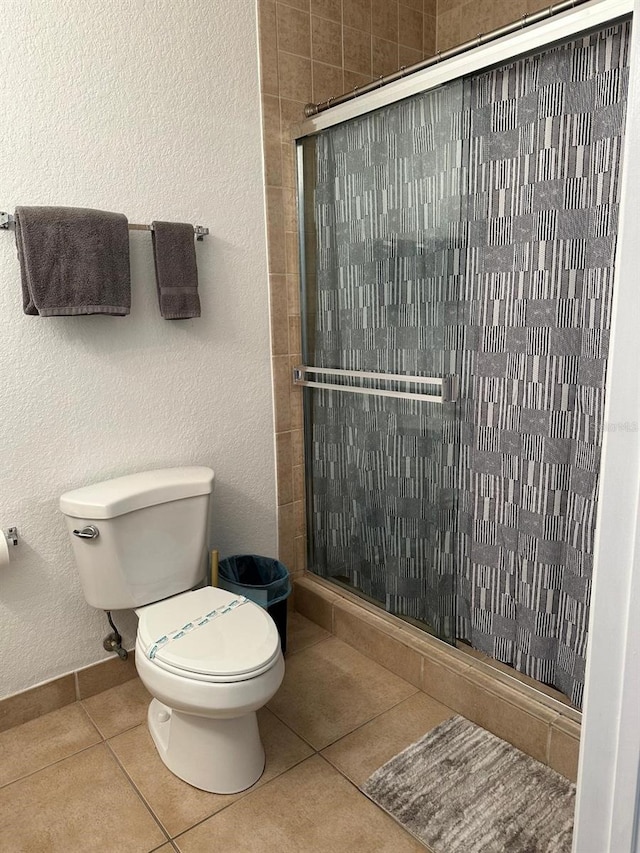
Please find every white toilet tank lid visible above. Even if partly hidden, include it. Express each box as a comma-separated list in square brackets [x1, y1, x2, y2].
[59, 467, 215, 519]
[137, 586, 280, 679]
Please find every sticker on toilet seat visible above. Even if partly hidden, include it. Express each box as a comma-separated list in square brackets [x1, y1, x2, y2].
[147, 596, 248, 660]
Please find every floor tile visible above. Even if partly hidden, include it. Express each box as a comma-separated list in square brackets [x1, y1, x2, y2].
[267, 637, 417, 749]
[109, 707, 314, 837]
[82, 677, 151, 738]
[286, 611, 331, 655]
[0, 743, 166, 852]
[322, 691, 455, 786]
[0, 703, 102, 788]
[174, 754, 425, 852]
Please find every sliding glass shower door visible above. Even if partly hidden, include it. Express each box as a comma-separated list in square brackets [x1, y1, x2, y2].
[298, 82, 466, 642]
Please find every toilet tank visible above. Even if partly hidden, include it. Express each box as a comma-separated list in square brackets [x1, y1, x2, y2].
[60, 467, 215, 610]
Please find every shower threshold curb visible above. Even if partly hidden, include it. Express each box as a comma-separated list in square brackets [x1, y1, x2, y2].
[294, 573, 581, 782]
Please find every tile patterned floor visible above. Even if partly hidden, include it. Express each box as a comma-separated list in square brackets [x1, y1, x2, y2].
[0, 611, 455, 852]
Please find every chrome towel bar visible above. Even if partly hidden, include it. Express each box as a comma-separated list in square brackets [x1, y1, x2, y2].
[0, 212, 209, 240]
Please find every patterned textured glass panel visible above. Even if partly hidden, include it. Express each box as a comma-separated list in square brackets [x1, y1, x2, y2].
[305, 82, 466, 641]
[455, 22, 630, 708]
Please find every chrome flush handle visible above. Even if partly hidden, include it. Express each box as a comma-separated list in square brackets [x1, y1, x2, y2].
[72, 525, 100, 540]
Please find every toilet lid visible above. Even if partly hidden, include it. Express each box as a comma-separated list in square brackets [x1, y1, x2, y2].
[137, 586, 281, 679]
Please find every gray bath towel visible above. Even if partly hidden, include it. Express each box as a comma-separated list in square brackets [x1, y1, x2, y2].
[15, 206, 131, 316]
[151, 221, 201, 319]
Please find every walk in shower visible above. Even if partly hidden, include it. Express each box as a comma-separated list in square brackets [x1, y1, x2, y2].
[295, 11, 631, 709]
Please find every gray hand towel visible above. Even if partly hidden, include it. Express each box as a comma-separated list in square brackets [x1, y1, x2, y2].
[15, 206, 131, 316]
[151, 221, 201, 319]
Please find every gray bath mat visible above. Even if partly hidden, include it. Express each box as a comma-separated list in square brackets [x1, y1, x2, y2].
[363, 715, 575, 853]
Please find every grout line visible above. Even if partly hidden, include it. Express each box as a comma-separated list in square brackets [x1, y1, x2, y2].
[105, 740, 173, 844]
[0, 738, 105, 791]
[315, 752, 437, 851]
[169, 752, 319, 843]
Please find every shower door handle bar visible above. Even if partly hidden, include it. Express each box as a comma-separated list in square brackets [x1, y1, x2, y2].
[298, 365, 444, 386]
[293, 366, 459, 404]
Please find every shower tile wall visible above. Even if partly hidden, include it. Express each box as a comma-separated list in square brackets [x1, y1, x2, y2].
[258, 0, 437, 576]
[436, 0, 553, 51]
[259, 0, 560, 576]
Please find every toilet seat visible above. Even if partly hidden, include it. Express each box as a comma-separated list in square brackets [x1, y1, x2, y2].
[137, 586, 281, 683]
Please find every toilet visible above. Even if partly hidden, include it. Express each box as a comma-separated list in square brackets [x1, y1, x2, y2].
[59, 466, 285, 794]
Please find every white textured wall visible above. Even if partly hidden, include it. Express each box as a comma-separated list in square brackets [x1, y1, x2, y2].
[0, 1, 276, 698]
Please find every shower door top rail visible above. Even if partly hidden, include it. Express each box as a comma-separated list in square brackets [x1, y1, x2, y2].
[293, 365, 459, 404]
[294, 0, 632, 136]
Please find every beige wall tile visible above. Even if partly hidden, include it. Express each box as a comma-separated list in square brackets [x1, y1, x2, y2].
[312, 15, 343, 67]
[282, 142, 297, 187]
[343, 0, 372, 31]
[277, 0, 311, 10]
[280, 97, 307, 140]
[372, 0, 399, 42]
[278, 51, 313, 102]
[311, 0, 342, 22]
[458, 0, 527, 44]
[344, 68, 373, 92]
[294, 497, 306, 537]
[445, 670, 554, 763]
[285, 229, 300, 275]
[400, 0, 422, 10]
[266, 187, 286, 274]
[312, 60, 344, 103]
[548, 725, 580, 782]
[343, 25, 372, 75]
[423, 13, 436, 56]
[548, 716, 581, 782]
[286, 273, 301, 316]
[293, 462, 305, 502]
[398, 4, 423, 51]
[288, 315, 302, 354]
[273, 355, 293, 431]
[295, 534, 307, 572]
[262, 95, 283, 187]
[277, 3, 311, 56]
[276, 432, 294, 505]
[0, 675, 76, 733]
[334, 601, 423, 688]
[399, 44, 423, 68]
[437, 0, 464, 11]
[372, 36, 399, 77]
[269, 275, 290, 355]
[437, 6, 461, 51]
[278, 503, 297, 568]
[294, 577, 337, 632]
[76, 652, 138, 700]
[283, 187, 297, 233]
[291, 428, 304, 465]
[258, 1, 279, 95]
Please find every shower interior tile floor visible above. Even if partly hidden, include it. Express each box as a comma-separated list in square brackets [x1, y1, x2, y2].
[1, 613, 466, 853]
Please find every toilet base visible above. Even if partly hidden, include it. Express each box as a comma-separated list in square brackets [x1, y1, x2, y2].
[147, 698, 266, 793]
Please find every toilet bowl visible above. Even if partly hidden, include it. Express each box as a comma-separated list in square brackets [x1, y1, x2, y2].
[59, 467, 285, 795]
[134, 585, 285, 793]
